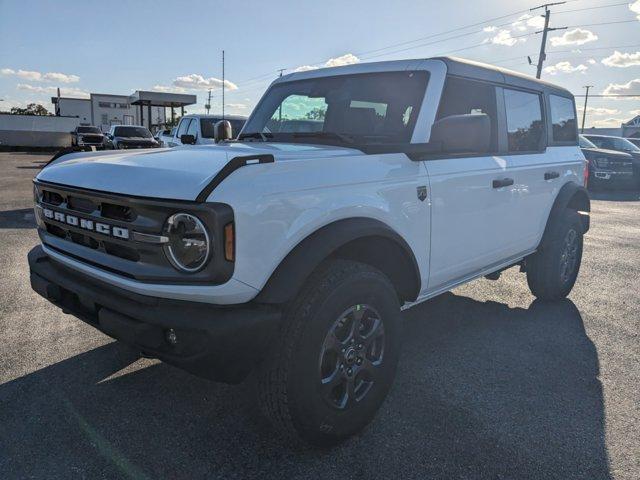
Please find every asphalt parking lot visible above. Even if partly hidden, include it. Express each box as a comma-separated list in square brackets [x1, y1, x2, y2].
[0, 152, 638, 480]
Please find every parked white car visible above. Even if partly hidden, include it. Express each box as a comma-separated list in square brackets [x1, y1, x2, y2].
[29, 57, 589, 446]
[153, 127, 175, 147]
[167, 114, 247, 147]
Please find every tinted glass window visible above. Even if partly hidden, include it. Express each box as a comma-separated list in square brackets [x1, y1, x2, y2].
[187, 118, 199, 137]
[579, 135, 596, 149]
[436, 77, 498, 151]
[504, 89, 544, 152]
[241, 71, 428, 146]
[113, 126, 152, 138]
[77, 126, 101, 134]
[550, 95, 577, 142]
[176, 119, 191, 138]
[201, 118, 246, 138]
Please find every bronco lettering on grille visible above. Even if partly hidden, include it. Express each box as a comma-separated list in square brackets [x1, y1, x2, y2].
[41, 206, 129, 239]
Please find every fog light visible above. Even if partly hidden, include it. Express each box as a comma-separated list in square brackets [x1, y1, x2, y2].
[165, 328, 178, 345]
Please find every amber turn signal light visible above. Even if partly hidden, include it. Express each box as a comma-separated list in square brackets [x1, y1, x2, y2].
[224, 223, 235, 261]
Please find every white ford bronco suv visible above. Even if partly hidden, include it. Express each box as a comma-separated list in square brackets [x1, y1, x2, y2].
[28, 57, 589, 446]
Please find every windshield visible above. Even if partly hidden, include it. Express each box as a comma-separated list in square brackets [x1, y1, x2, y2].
[77, 126, 101, 134]
[113, 126, 152, 138]
[579, 135, 596, 149]
[240, 71, 428, 146]
[201, 118, 246, 138]
[585, 135, 640, 152]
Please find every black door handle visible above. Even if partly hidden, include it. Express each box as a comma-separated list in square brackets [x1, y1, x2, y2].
[492, 178, 514, 188]
[544, 171, 560, 180]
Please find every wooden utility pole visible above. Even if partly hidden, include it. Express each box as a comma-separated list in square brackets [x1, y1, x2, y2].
[581, 85, 593, 133]
[531, 2, 566, 79]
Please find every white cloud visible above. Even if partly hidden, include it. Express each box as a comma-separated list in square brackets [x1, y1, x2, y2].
[487, 29, 523, 47]
[483, 26, 497, 32]
[226, 103, 248, 109]
[151, 84, 187, 93]
[16, 83, 89, 97]
[601, 51, 640, 68]
[294, 53, 360, 72]
[1, 68, 80, 83]
[576, 106, 621, 116]
[293, 65, 319, 72]
[325, 53, 360, 67]
[589, 117, 626, 127]
[550, 28, 598, 47]
[172, 74, 238, 91]
[42, 72, 80, 83]
[603, 78, 640, 96]
[630, 109, 640, 116]
[588, 58, 597, 64]
[543, 61, 588, 75]
[630, 1, 640, 20]
[511, 13, 545, 31]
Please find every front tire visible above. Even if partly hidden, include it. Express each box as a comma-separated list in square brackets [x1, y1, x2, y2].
[257, 260, 402, 446]
[526, 208, 584, 300]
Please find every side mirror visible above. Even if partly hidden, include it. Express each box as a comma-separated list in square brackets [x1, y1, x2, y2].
[180, 134, 196, 145]
[430, 113, 491, 154]
[214, 120, 232, 143]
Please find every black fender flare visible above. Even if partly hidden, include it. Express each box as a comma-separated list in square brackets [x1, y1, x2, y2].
[255, 217, 421, 304]
[540, 181, 590, 248]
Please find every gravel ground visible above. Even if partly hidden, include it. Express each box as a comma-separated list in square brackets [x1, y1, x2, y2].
[0, 152, 638, 480]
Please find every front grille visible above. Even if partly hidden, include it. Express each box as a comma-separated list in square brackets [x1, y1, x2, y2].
[80, 135, 103, 144]
[34, 181, 235, 285]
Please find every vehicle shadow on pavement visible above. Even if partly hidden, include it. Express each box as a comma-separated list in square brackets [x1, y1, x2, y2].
[0, 208, 36, 229]
[0, 294, 610, 480]
[589, 189, 640, 202]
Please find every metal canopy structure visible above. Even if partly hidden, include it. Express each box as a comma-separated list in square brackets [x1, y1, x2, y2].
[128, 90, 197, 127]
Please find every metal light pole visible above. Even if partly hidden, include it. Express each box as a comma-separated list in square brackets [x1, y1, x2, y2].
[581, 85, 593, 133]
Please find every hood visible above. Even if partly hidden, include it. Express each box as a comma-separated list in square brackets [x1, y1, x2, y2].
[581, 147, 634, 160]
[36, 142, 361, 201]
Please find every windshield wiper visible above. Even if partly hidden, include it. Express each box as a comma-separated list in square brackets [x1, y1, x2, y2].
[292, 132, 357, 146]
[238, 132, 272, 142]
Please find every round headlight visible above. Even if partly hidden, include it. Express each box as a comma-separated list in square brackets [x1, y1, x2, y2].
[163, 213, 210, 272]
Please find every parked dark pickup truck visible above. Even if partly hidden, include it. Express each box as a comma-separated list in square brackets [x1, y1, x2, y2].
[579, 135, 635, 189]
[70, 126, 105, 148]
[104, 125, 160, 150]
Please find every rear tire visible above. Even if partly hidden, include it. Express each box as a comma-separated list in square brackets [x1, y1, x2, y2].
[526, 208, 584, 300]
[257, 260, 402, 446]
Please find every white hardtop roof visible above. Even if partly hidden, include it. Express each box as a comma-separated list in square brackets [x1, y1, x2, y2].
[275, 56, 573, 98]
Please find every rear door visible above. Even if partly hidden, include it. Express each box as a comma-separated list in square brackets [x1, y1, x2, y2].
[424, 77, 520, 291]
[503, 90, 583, 254]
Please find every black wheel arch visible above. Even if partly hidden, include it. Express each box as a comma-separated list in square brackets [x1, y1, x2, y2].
[255, 217, 422, 305]
[540, 181, 590, 248]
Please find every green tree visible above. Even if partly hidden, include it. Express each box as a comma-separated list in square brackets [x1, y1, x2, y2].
[9, 103, 51, 116]
[305, 107, 326, 121]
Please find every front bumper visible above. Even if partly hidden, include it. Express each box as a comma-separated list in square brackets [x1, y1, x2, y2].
[590, 170, 636, 188]
[28, 245, 281, 383]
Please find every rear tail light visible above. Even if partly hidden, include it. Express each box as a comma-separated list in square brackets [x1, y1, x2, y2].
[583, 159, 589, 188]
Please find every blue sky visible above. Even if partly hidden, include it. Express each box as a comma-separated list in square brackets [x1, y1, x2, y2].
[1, 0, 639, 127]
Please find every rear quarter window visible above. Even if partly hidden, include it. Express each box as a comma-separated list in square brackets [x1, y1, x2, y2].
[550, 95, 577, 143]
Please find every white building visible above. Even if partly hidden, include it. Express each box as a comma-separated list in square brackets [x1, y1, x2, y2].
[52, 90, 196, 133]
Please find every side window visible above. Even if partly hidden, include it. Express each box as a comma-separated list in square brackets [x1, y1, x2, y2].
[504, 89, 544, 152]
[176, 118, 191, 138]
[436, 77, 498, 152]
[187, 118, 199, 137]
[550, 95, 577, 142]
